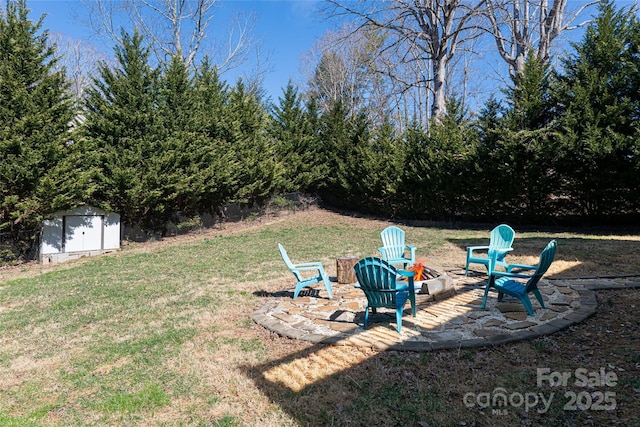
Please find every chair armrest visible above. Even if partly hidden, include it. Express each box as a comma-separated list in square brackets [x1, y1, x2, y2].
[506, 263, 536, 273]
[490, 270, 533, 280]
[490, 247, 513, 261]
[397, 270, 415, 279]
[292, 264, 323, 271]
[293, 261, 323, 267]
[406, 245, 416, 260]
[397, 270, 415, 293]
[378, 246, 389, 258]
[467, 245, 490, 254]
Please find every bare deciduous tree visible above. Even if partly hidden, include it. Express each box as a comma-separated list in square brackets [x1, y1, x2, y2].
[50, 33, 110, 102]
[81, 0, 258, 72]
[485, 0, 599, 77]
[326, 0, 486, 122]
[302, 24, 404, 127]
[303, 27, 371, 109]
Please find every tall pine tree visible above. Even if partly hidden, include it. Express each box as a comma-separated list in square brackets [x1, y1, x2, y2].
[190, 59, 236, 215]
[140, 55, 195, 229]
[401, 99, 475, 220]
[269, 82, 326, 193]
[0, 0, 74, 260]
[497, 55, 556, 221]
[81, 29, 162, 231]
[552, 0, 640, 219]
[227, 79, 281, 206]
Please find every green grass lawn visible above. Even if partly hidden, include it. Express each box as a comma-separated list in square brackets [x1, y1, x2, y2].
[1, 209, 639, 426]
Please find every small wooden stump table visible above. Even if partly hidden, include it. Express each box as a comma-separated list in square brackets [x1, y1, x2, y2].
[336, 256, 359, 284]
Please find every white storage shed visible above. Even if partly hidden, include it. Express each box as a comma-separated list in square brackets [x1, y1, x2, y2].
[40, 206, 121, 264]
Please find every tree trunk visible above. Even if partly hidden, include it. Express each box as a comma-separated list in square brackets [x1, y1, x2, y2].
[431, 55, 447, 121]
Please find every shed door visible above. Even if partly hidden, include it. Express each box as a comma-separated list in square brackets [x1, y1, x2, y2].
[64, 215, 103, 252]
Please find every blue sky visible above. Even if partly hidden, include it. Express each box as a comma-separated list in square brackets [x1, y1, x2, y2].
[21, 0, 635, 109]
[26, 0, 332, 101]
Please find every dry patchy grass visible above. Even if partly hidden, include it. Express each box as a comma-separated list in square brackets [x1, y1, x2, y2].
[1, 208, 639, 426]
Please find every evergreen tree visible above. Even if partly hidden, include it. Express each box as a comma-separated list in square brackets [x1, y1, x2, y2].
[0, 0, 74, 260]
[314, 99, 401, 214]
[302, 95, 328, 194]
[158, 55, 194, 134]
[398, 122, 431, 217]
[401, 98, 475, 220]
[82, 29, 162, 231]
[269, 82, 326, 193]
[495, 55, 556, 221]
[190, 59, 236, 215]
[469, 97, 505, 219]
[504, 55, 554, 132]
[194, 58, 230, 142]
[227, 79, 281, 206]
[142, 55, 197, 227]
[552, 0, 640, 218]
[351, 118, 402, 216]
[339, 109, 373, 211]
[315, 99, 354, 208]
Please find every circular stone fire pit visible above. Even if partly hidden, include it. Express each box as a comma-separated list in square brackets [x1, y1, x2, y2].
[252, 273, 640, 351]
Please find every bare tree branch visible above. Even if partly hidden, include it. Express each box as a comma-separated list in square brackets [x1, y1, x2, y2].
[325, 0, 486, 122]
[484, 0, 600, 77]
[80, 0, 259, 73]
[50, 32, 112, 103]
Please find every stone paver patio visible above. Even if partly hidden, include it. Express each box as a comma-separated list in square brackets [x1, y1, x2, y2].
[252, 271, 640, 351]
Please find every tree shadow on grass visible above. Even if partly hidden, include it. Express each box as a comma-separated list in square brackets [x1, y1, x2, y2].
[245, 281, 572, 423]
[240, 307, 637, 427]
[249, 288, 640, 425]
[243, 232, 640, 424]
[240, 331, 466, 426]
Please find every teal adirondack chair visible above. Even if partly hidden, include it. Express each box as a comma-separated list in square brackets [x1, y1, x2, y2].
[481, 240, 557, 316]
[465, 224, 515, 276]
[378, 226, 416, 268]
[353, 257, 416, 333]
[278, 243, 332, 300]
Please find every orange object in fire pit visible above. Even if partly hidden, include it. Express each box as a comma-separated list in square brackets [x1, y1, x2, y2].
[398, 262, 426, 281]
[409, 263, 425, 280]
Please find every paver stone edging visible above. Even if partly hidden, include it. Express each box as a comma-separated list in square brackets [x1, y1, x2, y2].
[252, 277, 639, 352]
